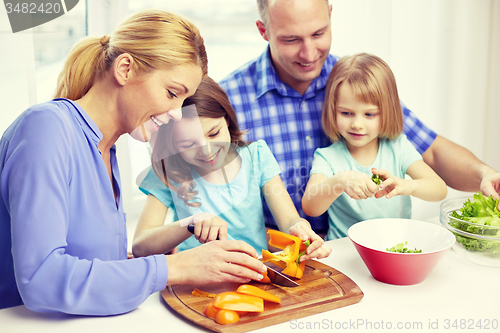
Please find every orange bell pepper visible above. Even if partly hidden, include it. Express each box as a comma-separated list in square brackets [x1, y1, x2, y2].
[204, 300, 252, 324]
[252, 268, 271, 283]
[213, 292, 264, 313]
[205, 286, 278, 325]
[236, 284, 281, 304]
[214, 309, 240, 325]
[203, 302, 219, 319]
[192, 288, 216, 298]
[262, 230, 308, 279]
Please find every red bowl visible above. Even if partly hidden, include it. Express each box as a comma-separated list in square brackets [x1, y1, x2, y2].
[348, 218, 455, 285]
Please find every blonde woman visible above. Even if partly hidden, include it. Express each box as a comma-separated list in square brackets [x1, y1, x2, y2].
[302, 53, 447, 240]
[0, 9, 266, 315]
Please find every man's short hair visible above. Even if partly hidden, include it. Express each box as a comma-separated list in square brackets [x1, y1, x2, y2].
[256, 0, 269, 25]
[257, 0, 329, 26]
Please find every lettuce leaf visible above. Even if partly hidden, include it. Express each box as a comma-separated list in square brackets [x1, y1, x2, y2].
[451, 192, 500, 226]
[449, 192, 500, 253]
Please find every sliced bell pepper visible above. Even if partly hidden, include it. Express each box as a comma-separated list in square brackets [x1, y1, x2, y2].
[236, 284, 281, 304]
[192, 288, 216, 298]
[204, 301, 250, 324]
[203, 301, 219, 319]
[262, 230, 308, 279]
[213, 292, 264, 313]
[252, 268, 271, 283]
[214, 309, 240, 325]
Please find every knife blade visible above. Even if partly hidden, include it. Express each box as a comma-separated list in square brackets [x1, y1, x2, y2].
[264, 263, 299, 288]
[188, 225, 298, 287]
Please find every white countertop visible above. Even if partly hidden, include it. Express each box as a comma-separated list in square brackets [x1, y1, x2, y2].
[2, 218, 499, 333]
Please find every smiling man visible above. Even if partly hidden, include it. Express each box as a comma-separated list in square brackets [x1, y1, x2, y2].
[256, 0, 332, 95]
[219, 0, 500, 234]
[220, 0, 335, 233]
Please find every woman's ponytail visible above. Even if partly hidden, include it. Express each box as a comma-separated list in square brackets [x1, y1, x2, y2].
[53, 9, 207, 101]
[53, 35, 109, 100]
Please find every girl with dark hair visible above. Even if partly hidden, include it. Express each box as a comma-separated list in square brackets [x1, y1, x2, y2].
[133, 77, 331, 260]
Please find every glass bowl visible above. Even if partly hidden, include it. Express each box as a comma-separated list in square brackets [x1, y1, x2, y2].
[439, 196, 500, 267]
[348, 218, 455, 285]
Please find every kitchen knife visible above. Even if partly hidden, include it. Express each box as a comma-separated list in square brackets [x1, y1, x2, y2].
[264, 263, 299, 288]
[188, 225, 298, 287]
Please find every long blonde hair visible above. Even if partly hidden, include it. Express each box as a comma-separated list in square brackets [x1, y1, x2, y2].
[54, 9, 208, 100]
[322, 53, 403, 142]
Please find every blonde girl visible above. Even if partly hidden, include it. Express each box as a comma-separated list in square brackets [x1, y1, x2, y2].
[302, 53, 447, 240]
[133, 77, 331, 261]
[0, 9, 267, 314]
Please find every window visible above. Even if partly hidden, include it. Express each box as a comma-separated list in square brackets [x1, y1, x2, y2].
[128, 0, 266, 81]
[34, 1, 87, 102]
[0, 1, 86, 134]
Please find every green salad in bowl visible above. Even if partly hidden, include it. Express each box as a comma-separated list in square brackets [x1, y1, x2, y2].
[440, 192, 500, 266]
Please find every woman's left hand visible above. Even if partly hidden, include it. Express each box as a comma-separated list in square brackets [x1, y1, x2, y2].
[288, 220, 332, 261]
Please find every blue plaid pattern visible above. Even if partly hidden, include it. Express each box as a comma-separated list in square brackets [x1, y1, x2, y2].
[219, 47, 437, 233]
[402, 103, 437, 154]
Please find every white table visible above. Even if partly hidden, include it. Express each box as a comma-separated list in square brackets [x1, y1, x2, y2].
[1, 218, 499, 333]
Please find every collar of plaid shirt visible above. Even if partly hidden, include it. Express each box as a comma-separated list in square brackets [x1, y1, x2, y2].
[254, 46, 337, 99]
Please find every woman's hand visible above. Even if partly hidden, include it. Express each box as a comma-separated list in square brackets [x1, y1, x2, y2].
[165, 240, 267, 286]
[288, 219, 332, 261]
[337, 170, 380, 200]
[373, 167, 413, 199]
[191, 212, 229, 243]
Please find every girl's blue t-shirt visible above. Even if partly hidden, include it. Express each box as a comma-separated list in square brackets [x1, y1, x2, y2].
[310, 135, 422, 240]
[140, 139, 281, 253]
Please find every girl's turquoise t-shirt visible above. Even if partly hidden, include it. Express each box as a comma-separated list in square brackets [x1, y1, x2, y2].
[310, 135, 422, 240]
[139, 140, 281, 253]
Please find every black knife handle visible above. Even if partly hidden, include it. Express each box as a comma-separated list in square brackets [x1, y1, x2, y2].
[187, 224, 220, 240]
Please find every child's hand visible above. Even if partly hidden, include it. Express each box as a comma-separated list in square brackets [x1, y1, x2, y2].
[288, 220, 332, 261]
[338, 170, 379, 200]
[191, 212, 229, 243]
[373, 168, 413, 199]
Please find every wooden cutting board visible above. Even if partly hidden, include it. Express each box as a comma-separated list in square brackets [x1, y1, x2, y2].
[161, 260, 363, 333]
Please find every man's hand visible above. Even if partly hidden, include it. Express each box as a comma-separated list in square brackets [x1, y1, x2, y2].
[480, 172, 500, 209]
